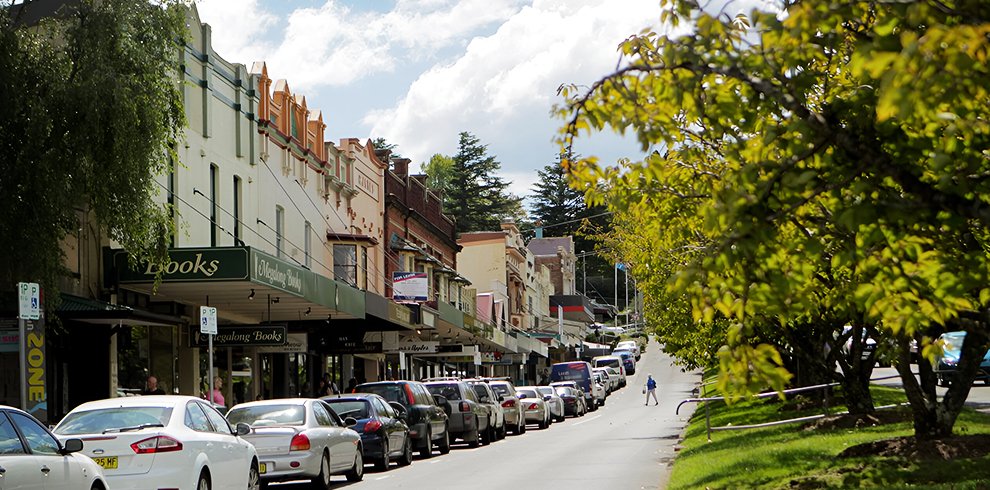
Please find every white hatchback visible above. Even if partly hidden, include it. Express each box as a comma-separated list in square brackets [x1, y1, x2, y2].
[53, 395, 259, 490]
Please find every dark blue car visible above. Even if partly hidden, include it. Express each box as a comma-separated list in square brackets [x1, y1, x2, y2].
[935, 331, 990, 387]
[612, 349, 637, 375]
[323, 393, 413, 471]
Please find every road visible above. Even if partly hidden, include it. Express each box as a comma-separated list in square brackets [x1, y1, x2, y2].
[272, 338, 700, 490]
[871, 366, 990, 413]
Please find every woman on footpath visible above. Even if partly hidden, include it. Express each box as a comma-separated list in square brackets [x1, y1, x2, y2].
[645, 374, 658, 405]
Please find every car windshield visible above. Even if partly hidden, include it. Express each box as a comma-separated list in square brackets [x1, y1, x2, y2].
[426, 384, 461, 400]
[536, 387, 553, 396]
[359, 384, 406, 404]
[553, 387, 570, 396]
[518, 389, 538, 398]
[55, 407, 172, 435]
[490, 384, 512, 397]
[550, 363, 589, 382]
[226, 404, 305, 427]
[323, 400, 370, 420]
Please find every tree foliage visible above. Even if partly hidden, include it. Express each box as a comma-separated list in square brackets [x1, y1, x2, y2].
[556, 0, 990, 439]
[447, 132, 521, 234]
[422, 153, 454, 198]
[0, 0, 186, 295]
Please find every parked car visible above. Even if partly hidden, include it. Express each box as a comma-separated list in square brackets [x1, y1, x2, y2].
[935, 331, 990, 387]
[53, 395, 259, 490]
[483, 378, 526, 435]
[355, 380, 450, 457]
[592, 355, 627, 387]
[321, 394, 413, 471]
[423, 379, 490, 447]
[0, 405, 108, 490]
[553, 385, 588, 417]
[535, 386, 566, 422]
[590, 372, 608, 407]
[465, 379, 507, 440]
[549, 361, 596, 410]
[225, 398, 363, 486]
[612, 349, 637, 375]
[515, 387, 552, 429]
[593, 367, 618, 394]
[616, 340, 641, 360]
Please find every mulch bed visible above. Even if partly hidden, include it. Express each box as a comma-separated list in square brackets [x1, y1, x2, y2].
[803, 413, 990, 460]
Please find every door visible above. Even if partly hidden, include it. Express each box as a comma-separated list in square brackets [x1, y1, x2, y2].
[374, 398, 402, 454]
[201, 402, 246, 490]
[7, 411, 81, 490]
[0, 411, 43, 490]
[313, 402, 350, 472]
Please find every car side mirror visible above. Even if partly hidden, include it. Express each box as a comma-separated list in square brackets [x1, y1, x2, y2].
[389, 401, 407, 418]
[479, 396, 490, 403]
[61, 438, 83, 454]
[433, 394, 448, 406]
[235, 422, 251, 436]
[518, 393, 527, 399]
[543, 395, 552, 401]
[344, 417, 358, 427]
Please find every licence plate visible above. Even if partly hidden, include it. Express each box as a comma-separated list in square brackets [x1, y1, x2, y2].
[92, 456, 118, 470]
[259, 462, 268, 474]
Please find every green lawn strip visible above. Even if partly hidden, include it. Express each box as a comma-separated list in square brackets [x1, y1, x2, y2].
[669, 385, 990, 489]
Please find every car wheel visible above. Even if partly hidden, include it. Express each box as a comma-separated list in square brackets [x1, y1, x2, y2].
[438, 427, 451, 454]
[310, 451, 331, 489]
[469, 425, 481, 448]
[345, 449, 364, 482]
[519, 420, 527, 434]
[419, 427, 433, 458]
[248, 462, 260, 490]
[399, 436, 414, 466]
[557, 413, 566, 423]
[538, 415, 547, 430]
[375, 438, 390, 472]
[197, 470, 210, 490]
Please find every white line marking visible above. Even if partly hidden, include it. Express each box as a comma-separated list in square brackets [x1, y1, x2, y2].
[374, 475, 392, 481]
[572, 414, 603, 426]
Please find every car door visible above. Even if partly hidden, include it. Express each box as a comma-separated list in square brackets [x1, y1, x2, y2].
[0, 411, 44, 490]
[7, 411, 83, 490]
[314, 402, 350, 472]
[201, 401, 246, 490]
[373, 398, 402, 453]
[417, 385, 446, 437]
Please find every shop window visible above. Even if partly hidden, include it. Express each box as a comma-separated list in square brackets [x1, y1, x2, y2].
[334, 244, 357, 286]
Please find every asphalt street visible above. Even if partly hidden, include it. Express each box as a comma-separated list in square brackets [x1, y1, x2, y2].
[273, 338, 701, 490]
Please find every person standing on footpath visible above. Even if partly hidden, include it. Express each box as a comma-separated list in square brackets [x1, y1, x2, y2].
[645, 374, 658, 405]
[142, 375, 166, 395]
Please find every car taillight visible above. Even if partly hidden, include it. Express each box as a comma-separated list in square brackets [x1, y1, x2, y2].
[528, 403, 539, 410]
[131, 436, 182, 454]
[404, 384, 417, 405]
[459, 401, 470, 412]
[502, 399, 516, 408]
[364, 420, 383, 433]
[290, 433, 311, 451]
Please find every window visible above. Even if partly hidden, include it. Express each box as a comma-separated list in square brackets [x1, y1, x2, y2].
[313, 402, 335, 427]
[0, 413, 25, 454]
[201, 403, 233, 434]
[334, 244, 357, 286]
[275, 206, 285, 258]
[184, 402, 212, 432]
[233, 175, 243, 245]
[304, 222, 312, 269]
[361, 246, 369, 289]
[209, 164, 219, 246]
[9, 412, 59, 455]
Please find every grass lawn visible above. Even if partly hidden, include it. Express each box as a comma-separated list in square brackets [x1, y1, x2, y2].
[668, 385, 990, 489]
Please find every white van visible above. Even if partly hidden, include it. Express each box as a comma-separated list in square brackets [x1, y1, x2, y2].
[591, 355, 627, 388]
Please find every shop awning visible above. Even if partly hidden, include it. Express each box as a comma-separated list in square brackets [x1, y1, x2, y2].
[56, 293, 182, 327]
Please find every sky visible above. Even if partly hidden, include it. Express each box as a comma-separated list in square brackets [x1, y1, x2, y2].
[193, 0, 665, 203]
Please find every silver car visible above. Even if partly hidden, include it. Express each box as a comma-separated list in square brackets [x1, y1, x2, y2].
[515, 387, 551, 430]
[466, 379, 507, 441]
[535, 386, 566, 423]
[226, 398, 364, 488]
[485, 378, 526, 435]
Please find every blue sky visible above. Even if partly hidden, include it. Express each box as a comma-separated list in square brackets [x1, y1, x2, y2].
[192, 1, 671, 202]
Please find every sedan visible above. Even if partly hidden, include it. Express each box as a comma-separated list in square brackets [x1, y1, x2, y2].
[535, 386, 566, 423]
[0, 405, 108, 490]
[553, 386, 587, 417]
[515, 387, 551, 429]
[322, 394, 413, 471]
[226, 398, 364, 488]
[53, 395, 259, 490]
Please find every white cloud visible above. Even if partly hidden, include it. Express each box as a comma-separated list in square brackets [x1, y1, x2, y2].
[193, 0, 278, 64]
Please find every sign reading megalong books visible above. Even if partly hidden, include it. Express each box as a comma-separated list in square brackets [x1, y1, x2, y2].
[392, 272, 428, 301]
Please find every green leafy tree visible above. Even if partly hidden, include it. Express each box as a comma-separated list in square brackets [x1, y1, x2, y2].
[556, 0, 990, 439]
[422, 153, 454, 198]
[0, 0, 186, 297]
[371, 137, 402, 160]
[447, 132, 520, 234]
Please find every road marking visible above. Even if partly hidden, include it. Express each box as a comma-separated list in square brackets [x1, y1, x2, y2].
[572, 414, 603, 426]
[374, 475, 392, 481]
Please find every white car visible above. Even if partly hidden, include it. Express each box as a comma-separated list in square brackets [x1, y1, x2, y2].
[616, 340, 641, 360]
[515, 387, 552, 429]
[535, 386, 566, 423]
[226, 398, 364, 487]
[53, 395, 260, 490]
[0, 405, 108, 490]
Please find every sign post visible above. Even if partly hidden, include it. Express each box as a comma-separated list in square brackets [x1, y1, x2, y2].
[200, 306, 217, 406]
[17, 282, 44, 420]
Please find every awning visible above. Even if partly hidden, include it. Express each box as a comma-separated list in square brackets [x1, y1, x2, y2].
[56, 294, 182, 327]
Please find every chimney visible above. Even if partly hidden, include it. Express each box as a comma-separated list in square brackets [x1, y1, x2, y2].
[392, 158, 410, 177]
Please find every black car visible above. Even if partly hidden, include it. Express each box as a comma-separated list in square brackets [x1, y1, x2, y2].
[322, 394, 413, 471]
[355, 380, 450, 457]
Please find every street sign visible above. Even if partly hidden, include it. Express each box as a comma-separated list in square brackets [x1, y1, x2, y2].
[200, 306, 217, 335]
[17, 282, 40, 320]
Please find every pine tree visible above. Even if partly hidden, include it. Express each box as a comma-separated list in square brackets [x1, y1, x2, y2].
[447, 132, 519, 234]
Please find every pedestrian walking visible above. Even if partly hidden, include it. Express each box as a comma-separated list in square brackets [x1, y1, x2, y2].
[645, 374, 658, 405]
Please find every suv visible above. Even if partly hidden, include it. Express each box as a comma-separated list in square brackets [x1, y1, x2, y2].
[355, 380, 450, 457]
[423, 378, 490, 447]
[482, 378, 526, 435]
[465, 379, 506, 441]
